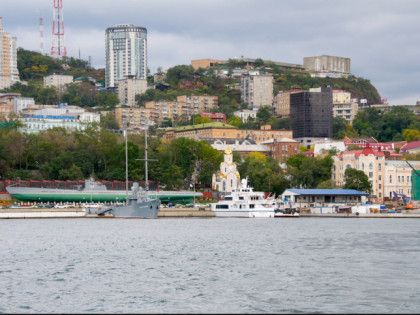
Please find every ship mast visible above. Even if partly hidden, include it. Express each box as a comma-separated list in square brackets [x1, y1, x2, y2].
[136, 125, 157, 193]
[125, 127, 128, 201]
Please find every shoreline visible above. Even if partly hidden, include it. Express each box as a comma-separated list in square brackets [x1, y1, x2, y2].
[2, 207, 420, 219]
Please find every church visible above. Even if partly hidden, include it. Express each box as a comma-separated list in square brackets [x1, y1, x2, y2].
[212, 146, 241, 193]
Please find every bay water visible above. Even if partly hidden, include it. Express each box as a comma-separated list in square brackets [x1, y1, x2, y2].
[1, 217, 419, 314]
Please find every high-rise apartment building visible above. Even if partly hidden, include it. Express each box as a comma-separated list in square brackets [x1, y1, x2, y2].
[117, 77, 147, 106]
[240, 74, 273, 109]
[0, 18, 19, 89]
[290, 87, 333, 148]
[105, 24, 147, 89]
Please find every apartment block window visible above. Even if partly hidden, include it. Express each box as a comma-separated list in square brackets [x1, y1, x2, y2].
[369, 172, 373, 178]
[398, 176, 401, 183]
[390, 175, 392, 183]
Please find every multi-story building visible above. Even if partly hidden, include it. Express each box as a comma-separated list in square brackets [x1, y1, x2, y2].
[303, 55, 351, 74]
[241, 74, 273, 109]
[260, 138, 300, 163]
[0, 18, 19, 89]
[114, 106, 153, 129]
[290, 87, 333, 148]
[43, 73, 73, 89]
[12, 97, 36, 115]
[18, 105, 100, 134]
[162, 123, 293, 144]
[113, 94, 218, 129]
[176, 95, 218, 117]
[233, 109, 258, 122]
[274, 89, 303, 117]
[105, 24, 147, 89]
[332, 90, 358, 122]
[117, 77, 147, 106]
[332, 146, 420, 202]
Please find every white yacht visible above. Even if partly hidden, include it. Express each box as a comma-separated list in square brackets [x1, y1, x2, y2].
[211, 178, 276, 218]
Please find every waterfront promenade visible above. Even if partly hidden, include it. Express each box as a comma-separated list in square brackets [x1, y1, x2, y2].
[0, 206, 215, 219]
[2, 206, 420, 219]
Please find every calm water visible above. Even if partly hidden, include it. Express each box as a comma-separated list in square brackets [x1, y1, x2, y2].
[1, 217, 420, 314]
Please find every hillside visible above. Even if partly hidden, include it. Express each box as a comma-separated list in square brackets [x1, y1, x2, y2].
[4, 49, 382, 112]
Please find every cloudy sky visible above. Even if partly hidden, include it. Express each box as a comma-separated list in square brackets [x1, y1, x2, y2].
[1, 0, 419, 105]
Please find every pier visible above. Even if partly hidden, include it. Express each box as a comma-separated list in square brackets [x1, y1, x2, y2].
[0, 206, 215, 219]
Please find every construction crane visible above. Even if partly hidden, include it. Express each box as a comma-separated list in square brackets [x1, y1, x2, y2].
[403, 158, 420, 178]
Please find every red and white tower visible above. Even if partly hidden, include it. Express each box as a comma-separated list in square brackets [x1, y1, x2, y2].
[51, 0, 67, 57]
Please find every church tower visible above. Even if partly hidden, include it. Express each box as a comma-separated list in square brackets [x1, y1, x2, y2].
[212, 146, 241, 193]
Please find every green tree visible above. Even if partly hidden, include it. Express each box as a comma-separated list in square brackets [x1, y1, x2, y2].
[343, 168, 372, 193]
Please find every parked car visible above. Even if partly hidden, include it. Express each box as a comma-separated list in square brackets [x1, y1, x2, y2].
[54, 204, 70, 209]
[167, 203, 175, 208]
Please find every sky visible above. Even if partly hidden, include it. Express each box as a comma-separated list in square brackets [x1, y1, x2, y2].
[1, 0, 420, 106]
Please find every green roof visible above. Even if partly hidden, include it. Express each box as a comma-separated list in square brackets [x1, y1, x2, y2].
[174, 122, 237, 131]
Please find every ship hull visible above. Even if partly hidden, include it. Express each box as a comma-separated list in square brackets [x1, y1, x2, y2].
[6, 187, 202, 204]
[110, 198, 160, 218]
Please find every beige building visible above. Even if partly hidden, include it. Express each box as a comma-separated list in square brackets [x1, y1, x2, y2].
[114, 94, 218, 128]
[191, 59, 223, 70]
[176, 95, 218, 116]
[303, 55, 351, 74]
[162, 123, 293, 144]
[274, 89, 303, 117]
[118, 78, 147, 106]
[43, 74, 73, 90]
[114, 106, 153, 129]
[0, 18, 19, 89]
[332, 146, 420, 202]
[241, 74, 273, 108]
[332, 90, 358, 122]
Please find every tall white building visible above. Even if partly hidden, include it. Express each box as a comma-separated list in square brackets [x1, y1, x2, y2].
[0, 17, 19, 89]
[105, 24, 147, 89]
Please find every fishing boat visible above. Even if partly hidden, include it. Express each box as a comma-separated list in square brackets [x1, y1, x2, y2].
[273, 200, 300, 217]
[210, 178, 276, 218]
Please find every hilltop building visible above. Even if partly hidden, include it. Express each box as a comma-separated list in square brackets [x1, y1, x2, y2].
[0, 18, 19, 89]
[105, 24, 147, 89]
[303, 55, 351, 74]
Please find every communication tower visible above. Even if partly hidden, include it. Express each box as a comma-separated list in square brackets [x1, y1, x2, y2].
[39, 17, 44, 55]
[51, 0, 67, 57]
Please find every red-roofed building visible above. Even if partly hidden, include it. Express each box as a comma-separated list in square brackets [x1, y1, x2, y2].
[201, 112, 226, 123]
[400, 141, 420, 154]
[332, 146, 420, 202]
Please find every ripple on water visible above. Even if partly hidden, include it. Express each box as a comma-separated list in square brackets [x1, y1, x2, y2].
[0, 218, 420, 313]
